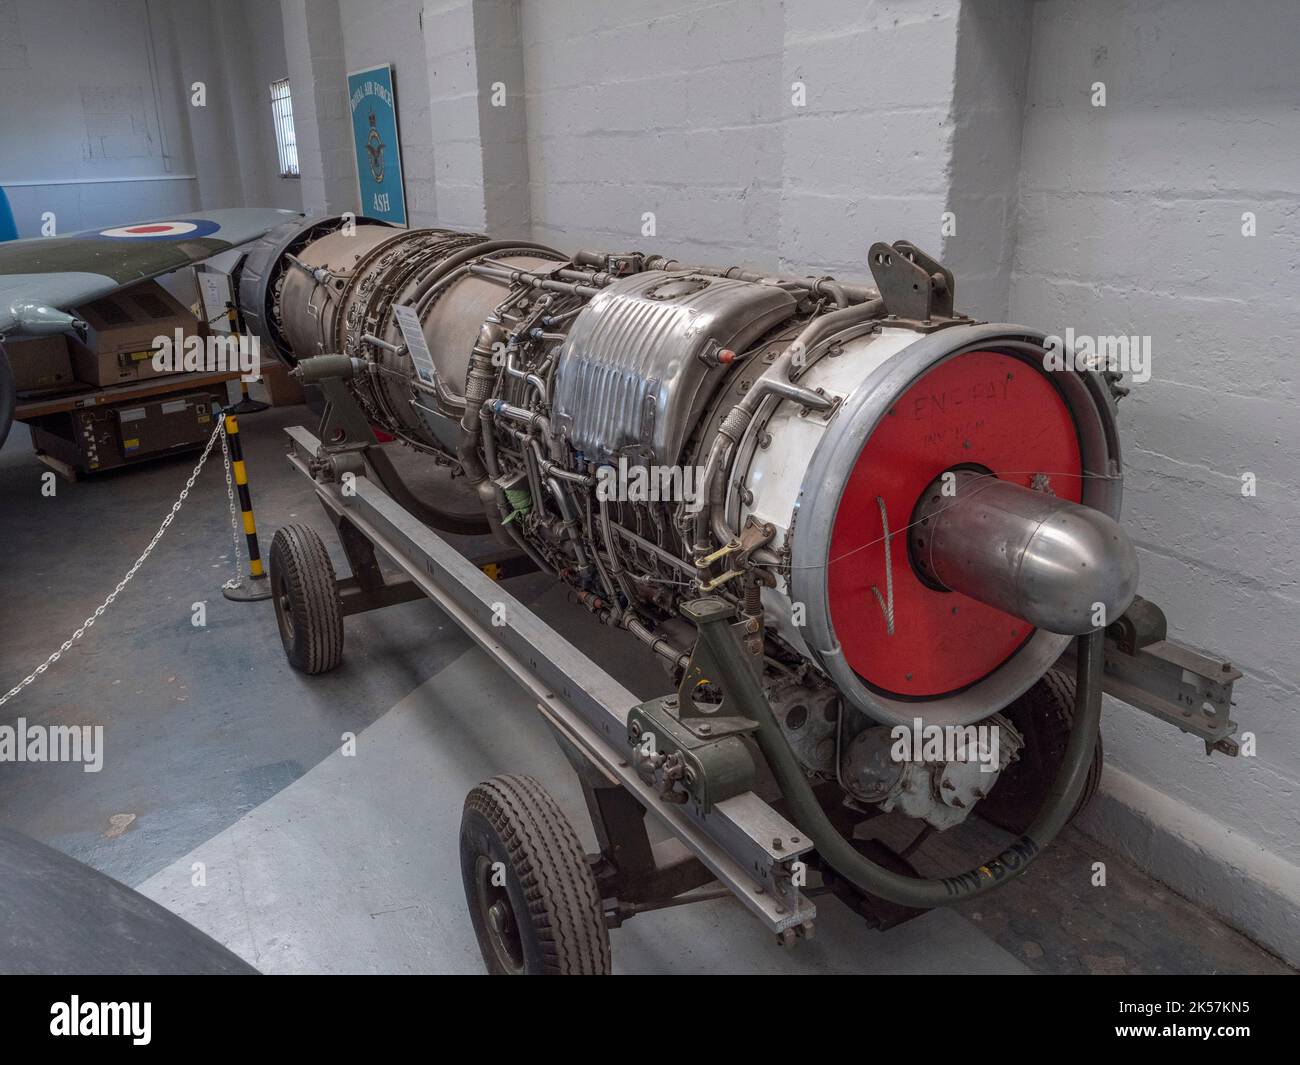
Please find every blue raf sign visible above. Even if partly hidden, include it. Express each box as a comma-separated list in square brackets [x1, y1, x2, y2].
[347, 64, 407, 226]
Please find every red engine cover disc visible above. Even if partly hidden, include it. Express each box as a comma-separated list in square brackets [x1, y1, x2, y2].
[827, 350, 1082, 698]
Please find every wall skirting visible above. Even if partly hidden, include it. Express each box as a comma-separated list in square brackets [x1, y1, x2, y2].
[1077, 766, 1300, 968]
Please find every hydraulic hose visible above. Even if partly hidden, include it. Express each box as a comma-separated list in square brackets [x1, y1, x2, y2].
[738, 627, 1106, 907]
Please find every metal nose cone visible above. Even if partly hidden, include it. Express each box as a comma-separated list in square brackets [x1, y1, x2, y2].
[913, 471, 1139, 635]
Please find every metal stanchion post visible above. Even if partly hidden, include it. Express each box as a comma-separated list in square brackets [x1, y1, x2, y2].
[223, 302, 269, 415]
[221, 412, 273, 602]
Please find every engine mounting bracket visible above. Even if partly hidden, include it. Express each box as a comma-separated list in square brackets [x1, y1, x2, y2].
[628, 698, 758, 812]
[626, 597, 768, 813]
[1057, 597, 1242, 756]
[293, 353, 378, 463]
[866, 240, 964, 328]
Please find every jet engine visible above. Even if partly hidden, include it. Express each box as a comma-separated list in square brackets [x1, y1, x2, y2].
[239, 215, 1140, 833]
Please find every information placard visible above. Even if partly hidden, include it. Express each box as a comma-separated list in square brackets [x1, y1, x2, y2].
[392, 304, 436, 388]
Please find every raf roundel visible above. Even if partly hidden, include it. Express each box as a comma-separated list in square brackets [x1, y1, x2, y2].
[96, 218, 222, 240]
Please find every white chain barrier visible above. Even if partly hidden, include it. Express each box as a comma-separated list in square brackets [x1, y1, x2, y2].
[0, 417, 235, 708]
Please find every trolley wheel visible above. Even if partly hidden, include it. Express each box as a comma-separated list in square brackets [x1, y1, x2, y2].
[977, 668, 1104, 835]
[459, 775, 611, 975]
[269, 524, 344, 674]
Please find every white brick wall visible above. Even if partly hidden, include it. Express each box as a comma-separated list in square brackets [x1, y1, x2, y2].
[340, 0, 437, 225]
[521, 0, 786, 263]
[1003, 2, 1300, 959]
[220, 0, 303, 212]
[1008, 0, 1300, 875]
[519, 0, 973, 278]
[282, 0, 355, 214]
[779, 2, 960, 276]
[424, 0, 490, 230]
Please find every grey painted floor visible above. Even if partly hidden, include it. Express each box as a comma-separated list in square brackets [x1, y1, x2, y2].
[1, 399, 1290, 974]
[135, 647, 1027, 975]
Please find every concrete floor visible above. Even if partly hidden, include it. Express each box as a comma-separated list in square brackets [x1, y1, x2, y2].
[0, 399, 1291, 975]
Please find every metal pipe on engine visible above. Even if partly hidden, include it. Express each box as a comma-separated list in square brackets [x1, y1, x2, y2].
[457, 321, 508, 533]
[622, 615, 691, 670]
[642, 257, 879, 305]
[409, 239, 560, 305]
[467, 262, 602, 299]
[598, 491, 640, 608]
[546, 475, 593, 577]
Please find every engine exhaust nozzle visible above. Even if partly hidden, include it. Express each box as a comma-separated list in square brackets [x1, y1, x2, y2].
[911, 470, 1138, 635]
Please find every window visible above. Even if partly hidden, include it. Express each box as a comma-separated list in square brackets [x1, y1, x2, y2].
[270, 77, 299, 178]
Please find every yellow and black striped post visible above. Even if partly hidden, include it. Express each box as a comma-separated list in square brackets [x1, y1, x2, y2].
[223, 302, 269, 415]
[221, 412, 273, 602]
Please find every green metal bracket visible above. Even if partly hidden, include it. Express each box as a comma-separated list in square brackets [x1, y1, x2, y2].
[295, 354, 378, 456]
[625, 596, 768, 812]
[674, 596, 762, 718]
[627, 698, 756, 812]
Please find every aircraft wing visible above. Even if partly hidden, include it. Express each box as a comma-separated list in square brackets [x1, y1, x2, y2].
[0, 208, 300, 337]
[0, 208, 300, 446]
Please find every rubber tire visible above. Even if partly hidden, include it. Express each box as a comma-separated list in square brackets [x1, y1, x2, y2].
[459, 775, 611, 975]
[977, 668, 1103, 836]
[1037, 669, 1105, 820]
[269, 524, 344, 674]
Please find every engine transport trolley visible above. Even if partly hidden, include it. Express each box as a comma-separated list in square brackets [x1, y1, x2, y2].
[268, 358, 1242, 975]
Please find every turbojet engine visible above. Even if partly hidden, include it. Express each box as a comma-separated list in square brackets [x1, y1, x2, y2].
[239, 215, 1140, 836]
